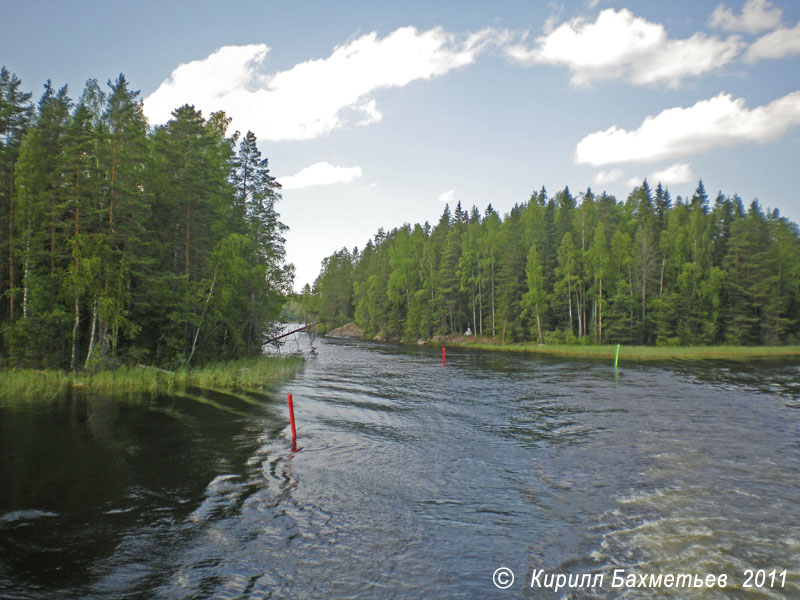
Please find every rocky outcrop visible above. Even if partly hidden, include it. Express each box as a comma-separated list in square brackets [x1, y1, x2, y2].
[326, 322, 365, 339]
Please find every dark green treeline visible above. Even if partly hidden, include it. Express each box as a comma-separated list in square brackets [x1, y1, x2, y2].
[0, 68, 292, 369]
[311, 183, 800, 346]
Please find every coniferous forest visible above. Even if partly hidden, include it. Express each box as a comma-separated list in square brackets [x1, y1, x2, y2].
[0, 68, 292, 370]
[311, 183, 800, 347]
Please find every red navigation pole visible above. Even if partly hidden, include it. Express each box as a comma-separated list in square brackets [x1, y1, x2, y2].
[442, 347, 446, 365]
[287, 393, 297, 450]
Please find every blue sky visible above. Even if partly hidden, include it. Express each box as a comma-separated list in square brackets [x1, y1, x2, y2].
[3, 0, 800, 289]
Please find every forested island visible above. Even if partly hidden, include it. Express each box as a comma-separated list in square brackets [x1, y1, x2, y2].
[0, 67, 293, 375]
[307, 183, 800, 348]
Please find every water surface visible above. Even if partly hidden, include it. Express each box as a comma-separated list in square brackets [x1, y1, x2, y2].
[1, 336, 798, 598]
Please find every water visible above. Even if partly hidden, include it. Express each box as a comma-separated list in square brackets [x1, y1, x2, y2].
[1, 336, 798, 598]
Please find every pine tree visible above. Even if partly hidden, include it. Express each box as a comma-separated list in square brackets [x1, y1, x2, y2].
[586, 222, 609, 343]
[60, 101, 99, 369]
[0, 67, 34, 324]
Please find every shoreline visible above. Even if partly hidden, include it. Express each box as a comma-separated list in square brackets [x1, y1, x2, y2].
[0, 354, 305, 400]
[427, 339, 800, 361]
[325, 324, 800, 361]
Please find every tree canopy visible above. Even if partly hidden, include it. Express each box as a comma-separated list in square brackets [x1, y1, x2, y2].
[310, 188, 800, 347]
[0, 68, 292, 369]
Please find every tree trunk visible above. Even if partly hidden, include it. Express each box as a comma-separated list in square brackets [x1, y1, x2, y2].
[491, 259, 496, 338]
[241, 157, 248, 206]
[567, 280, 572, 334]
[584, 283, 588, 339]
[22, 235, 30, 319]
[247, 291, 256, 355]
[628, 268, 634, 341]
[84, 299, 98, 369]
[477, 262, 483, 335]
[187, 268, 217, 365]
[97, 319, 110, 361]
[109, 138, 117, 235]
[599, 278, 603, 343]
[71, 296, 80, 371]
[50, 199, 55, 275]
[428, 257, 434, 339]
[472, 283, 477, 339]
[641, 272, 647, 343]
[429, 257, 434, 302]
[185, 194, 191, 276]
[70, 170, 81, 371]
[535, 304, 543, 344]
[8, 172, 14, 320]
[112, 324, 119, 358]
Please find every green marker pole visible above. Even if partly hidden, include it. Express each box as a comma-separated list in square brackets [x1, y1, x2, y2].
[614, 344, 620, 368]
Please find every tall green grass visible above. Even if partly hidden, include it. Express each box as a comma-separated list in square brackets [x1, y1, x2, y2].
[450, 341, 800, 361]
[0, 355, 304, 400]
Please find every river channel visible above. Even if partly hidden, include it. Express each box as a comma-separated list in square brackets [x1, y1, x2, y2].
[1, 334, 798, 598]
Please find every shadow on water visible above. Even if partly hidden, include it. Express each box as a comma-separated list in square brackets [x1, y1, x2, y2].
[0, 386, 289, 599]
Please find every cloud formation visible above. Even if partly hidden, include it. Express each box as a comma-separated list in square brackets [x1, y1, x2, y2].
[745, 19, 800, 62]
[438, 189, 457, 203]
[575, 90, 800, 166]
[144, 27, 507, 141]
[279, 162, 362, 189]
[625, 176, 645, 188]
[592, 168, 623, 185]
[649, 162, 694, 185]
[594, 163, 692, 189]
[505, 8, 741, 87]
[709, 0, 782, 34]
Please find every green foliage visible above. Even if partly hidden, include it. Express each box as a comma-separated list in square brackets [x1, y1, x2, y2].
[309, 184, 800, 347]
[443, 342, 800, 361]
[0, 70, 292, 370]
[0, 354, 304, 400]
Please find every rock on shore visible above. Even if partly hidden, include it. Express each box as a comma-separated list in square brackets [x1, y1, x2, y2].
[326, 322, 365, 339]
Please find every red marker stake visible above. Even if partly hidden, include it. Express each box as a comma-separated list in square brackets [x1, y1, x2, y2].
[442, 347, 446, 365]
[287, 393, 297, 444]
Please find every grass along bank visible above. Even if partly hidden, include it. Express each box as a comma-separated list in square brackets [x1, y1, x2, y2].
[0, 354, 304, 400]
[441, 340, 800, 361]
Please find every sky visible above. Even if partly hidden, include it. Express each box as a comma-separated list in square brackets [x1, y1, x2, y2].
[3, 0, 800, 289]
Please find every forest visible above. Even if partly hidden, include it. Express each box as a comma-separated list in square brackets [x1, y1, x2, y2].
[0, 67, 292, 370]
[309, 182, 800, 346]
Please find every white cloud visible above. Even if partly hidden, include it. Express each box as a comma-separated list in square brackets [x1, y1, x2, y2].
[626, 176, 644, 188]
[745, 19, 800, 62]
[144, 26, 508, 141]
[280, 162, 362, 189]
[649, 162, 693, 185]
[505, 8, 741, 87]
[143, 45, 269, 129]
[575, 90, 800, 166]
[592, 168, 624, 185]
[709, 0, 782, 34]
[438, 189, 457, 203]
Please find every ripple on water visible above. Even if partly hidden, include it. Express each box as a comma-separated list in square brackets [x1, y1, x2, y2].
[2, 336, 799, 599]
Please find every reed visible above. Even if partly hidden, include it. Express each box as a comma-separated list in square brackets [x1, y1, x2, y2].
[450, 342, 800, 361]
[0, 355, 304, 400]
